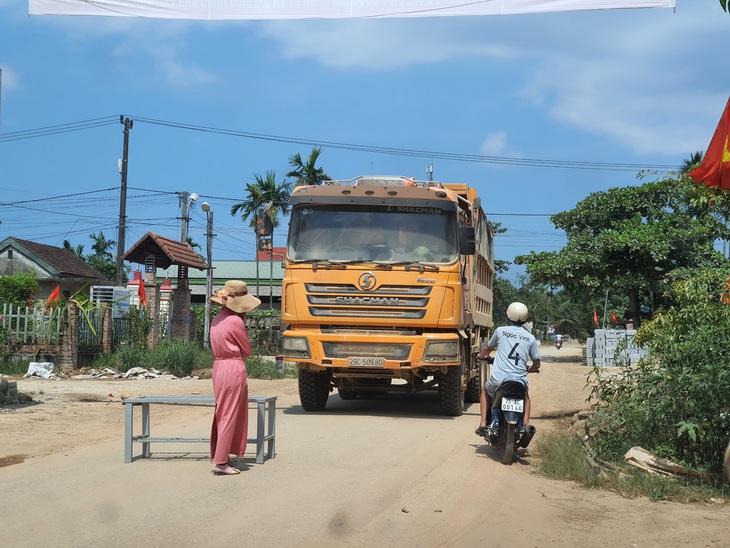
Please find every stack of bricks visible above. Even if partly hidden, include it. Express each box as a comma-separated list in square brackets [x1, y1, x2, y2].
[585, 329, 648, 367]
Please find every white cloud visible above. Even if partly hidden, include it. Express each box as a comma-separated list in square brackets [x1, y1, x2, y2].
[257, 8, 729, 157]
[0, 64, 20, 92]
[258, 19, 518, 69]
[39, 17, 221, 87]
[480, 132, 511, 156]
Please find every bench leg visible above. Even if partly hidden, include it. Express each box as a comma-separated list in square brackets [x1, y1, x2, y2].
[142, 403, 151, 458]
[255, 400, 265, 464]
[267, 399, 276, 460]
[124, 402, 134, 463]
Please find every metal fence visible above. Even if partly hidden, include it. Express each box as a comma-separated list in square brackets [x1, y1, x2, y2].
[0, 304, 64, 345]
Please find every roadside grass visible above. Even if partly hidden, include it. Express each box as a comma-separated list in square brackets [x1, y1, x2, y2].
[0, 361, 28, 376]
[536, 431, 730, 503]
[0, 344, 297, 381]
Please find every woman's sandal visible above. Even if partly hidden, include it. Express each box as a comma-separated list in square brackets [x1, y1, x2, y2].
[212, 466, 240, 476]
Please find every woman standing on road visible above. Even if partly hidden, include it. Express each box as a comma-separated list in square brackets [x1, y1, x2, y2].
[209, 280, 261, 476]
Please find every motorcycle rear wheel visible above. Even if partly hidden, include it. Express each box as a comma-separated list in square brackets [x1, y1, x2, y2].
[501, 423, 516, 464]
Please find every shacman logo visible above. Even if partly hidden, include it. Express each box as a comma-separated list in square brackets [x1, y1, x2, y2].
[358, 272, 377, 291]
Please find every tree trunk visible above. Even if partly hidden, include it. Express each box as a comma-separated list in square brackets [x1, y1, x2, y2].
[628, 287, 641, 328]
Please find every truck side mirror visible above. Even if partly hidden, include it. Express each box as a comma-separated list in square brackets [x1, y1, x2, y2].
[460, 226, 476, 255]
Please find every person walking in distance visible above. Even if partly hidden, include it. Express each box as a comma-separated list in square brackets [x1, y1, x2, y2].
[208, 280, 261, 475]
[475, 302, 541, 436]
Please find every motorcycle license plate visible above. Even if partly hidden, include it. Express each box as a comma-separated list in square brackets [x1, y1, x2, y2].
[501, 398, 524, 412]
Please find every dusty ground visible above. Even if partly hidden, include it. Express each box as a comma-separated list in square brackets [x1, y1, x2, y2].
[2, 346, 728, 547]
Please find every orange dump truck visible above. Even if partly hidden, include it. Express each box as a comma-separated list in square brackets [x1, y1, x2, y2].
[281, 176, 494, 416]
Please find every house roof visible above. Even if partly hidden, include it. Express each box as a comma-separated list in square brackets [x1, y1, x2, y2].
[124, 231, 208, 271]
[157, 259, 284, 282]
[256, 247, 286, 261]
[2, 237, 108, 280]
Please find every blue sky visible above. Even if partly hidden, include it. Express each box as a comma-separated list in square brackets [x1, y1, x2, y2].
[1, 1, 729, 281]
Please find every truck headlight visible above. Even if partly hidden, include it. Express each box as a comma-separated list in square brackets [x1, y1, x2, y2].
[283, 337, 311, 359]
[423, 341, 459, 362]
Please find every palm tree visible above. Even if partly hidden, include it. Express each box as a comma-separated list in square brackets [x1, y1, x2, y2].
[86, 232, 117, 280]
[231, 171, 293, 307]
[186, 235, 201, 251]
[680, 151, 703, 175]
[89, 232, 116, 260]
[63, 240, 85, 259]
[286, 147, 331, 187]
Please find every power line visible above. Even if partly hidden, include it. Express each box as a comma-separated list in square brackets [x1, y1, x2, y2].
[0, 114, 681, 173]
[132, 115, 678, 173]
[0, 116, 119, 143]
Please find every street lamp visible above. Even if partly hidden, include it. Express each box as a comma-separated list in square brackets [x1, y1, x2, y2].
[201, 202, 214, 348]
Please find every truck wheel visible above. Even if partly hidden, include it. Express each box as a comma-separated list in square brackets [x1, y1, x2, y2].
[501, 423, 516, 465]
[465, 357, 481, 403]
[439, 364, 464, 417]
[298, 370, 330, 411]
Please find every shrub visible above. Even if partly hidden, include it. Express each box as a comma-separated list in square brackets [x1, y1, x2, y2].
[115, 344, 147, 371]
[589, 268, 730, 474]
[245, 355, 295, 380]
[150, 339, 208, 378]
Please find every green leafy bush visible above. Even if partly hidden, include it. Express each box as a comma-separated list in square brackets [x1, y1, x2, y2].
[589, 268, 730, 474]
[149, 339, 210, 377]
[115, 344, 147, 371]
[245, 355, 295, 379]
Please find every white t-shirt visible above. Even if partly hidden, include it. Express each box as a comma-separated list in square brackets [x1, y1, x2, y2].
[487, 325, 540, 385]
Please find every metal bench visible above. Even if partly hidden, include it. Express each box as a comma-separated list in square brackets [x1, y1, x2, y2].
[123, 395, 276, 464]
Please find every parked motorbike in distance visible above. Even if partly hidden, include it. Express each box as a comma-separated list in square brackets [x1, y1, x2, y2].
[480, 357, 537, 464]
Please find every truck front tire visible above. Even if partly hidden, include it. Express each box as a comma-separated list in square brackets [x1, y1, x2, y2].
[439, 364, 464, 416]
[299, 370, 330, 411]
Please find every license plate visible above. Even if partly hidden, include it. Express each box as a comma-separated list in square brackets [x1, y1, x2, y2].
[502, 398, 524, 412]
[348, 357, 385, 367]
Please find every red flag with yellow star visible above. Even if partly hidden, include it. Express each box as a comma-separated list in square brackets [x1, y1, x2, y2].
[690, 97, 730, 190]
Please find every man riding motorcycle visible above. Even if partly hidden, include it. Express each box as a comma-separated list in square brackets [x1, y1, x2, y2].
[475, 302, 541, 436]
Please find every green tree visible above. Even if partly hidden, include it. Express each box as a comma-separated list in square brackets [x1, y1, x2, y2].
[489, 220, 510, 274]
[231, 171, 293, 307]
[0, 271, 40, 307]
[680, 151, 703, 175]
[186, 235, 201, 251]
[286, 147, 331, 187]
[85, 232, 117, 281]
[515, 177, 725, 326]
[63, 240, 85, 258]
[590, 268, 730, 472]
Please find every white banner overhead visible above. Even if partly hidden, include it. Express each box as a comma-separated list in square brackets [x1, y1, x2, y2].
[28, 0, 676, 20]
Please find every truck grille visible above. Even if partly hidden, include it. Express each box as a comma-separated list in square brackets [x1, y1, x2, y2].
[322, 342, 412, 360]
[305, 283, 431, 319]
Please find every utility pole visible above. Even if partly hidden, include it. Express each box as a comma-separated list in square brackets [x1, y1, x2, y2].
[179, 191, 198, 243]
[201, 202, 214, 348]
[116, 116, 133, 287]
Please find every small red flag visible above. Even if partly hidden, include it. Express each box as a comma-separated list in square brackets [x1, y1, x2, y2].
[593, 308, 599, 326]
[611, 312, 618, 324]
[48, 284, 60, 303]
[138, 281, 147, 307]
[690, 97, 730, 190]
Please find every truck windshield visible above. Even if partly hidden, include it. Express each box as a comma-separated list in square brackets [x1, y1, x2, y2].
[287, 205, 458, 263]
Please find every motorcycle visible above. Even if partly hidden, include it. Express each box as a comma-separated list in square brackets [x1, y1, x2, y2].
[480, 358, 537, 464]
[555, 339, 562, 350]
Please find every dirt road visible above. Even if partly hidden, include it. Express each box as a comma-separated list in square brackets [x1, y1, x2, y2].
[2, 346, 728, 547]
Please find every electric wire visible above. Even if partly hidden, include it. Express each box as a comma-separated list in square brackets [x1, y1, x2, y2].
[0, 115, 680, 173]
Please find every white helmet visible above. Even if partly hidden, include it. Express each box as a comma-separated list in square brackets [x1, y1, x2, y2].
[506, 302, 529, 323]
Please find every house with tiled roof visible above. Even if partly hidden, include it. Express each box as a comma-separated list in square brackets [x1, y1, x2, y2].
[0, 237, 111, 300]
